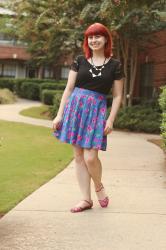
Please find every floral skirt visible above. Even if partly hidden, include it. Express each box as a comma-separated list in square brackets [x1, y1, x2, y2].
[53, 87, 107, 151]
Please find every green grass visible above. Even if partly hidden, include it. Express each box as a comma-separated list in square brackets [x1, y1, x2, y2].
[20, 105, 51, 120]
[0, 120, 73, 214]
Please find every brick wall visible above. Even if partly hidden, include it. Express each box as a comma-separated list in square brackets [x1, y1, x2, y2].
[0, 45, 31, 60]
[139, 30, 166, 87]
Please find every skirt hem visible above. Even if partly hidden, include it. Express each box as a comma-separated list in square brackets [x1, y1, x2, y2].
[54, 135, 107, 151]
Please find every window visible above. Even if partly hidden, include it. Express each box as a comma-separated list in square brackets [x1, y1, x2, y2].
[44, 67, 53, 78]
[61, 67, 69, 79]
[3, 64, 16, 77]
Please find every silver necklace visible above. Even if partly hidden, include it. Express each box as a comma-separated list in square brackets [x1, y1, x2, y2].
[89, 57, 107, 78]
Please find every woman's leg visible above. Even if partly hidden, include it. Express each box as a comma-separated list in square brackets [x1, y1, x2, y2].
[72, 145, 92, 208]
[83, 148, 107, 201]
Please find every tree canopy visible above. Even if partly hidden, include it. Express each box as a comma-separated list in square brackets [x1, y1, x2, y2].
[5, 0, 165, 64]
[2, 0, 166, 104]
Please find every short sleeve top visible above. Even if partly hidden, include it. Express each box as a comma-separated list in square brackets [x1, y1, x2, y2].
[70, 55, 125, 95]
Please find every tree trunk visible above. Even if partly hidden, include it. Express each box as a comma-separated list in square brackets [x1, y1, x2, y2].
[38, 65, 44, 79]
[119, 36, 129, 107]
[128, 43, 138, 106]
[116, 38, 121, 60]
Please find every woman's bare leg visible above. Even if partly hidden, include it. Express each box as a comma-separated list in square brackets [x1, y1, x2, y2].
[72, 145, 92, 208]
[83, 148, 107, 201]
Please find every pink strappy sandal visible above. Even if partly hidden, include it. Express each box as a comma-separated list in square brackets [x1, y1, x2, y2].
[70, 200, 93, 213]
[95, 183, 109, 208]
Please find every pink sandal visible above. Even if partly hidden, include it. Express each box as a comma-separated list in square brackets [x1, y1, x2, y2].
[70, 200, 93, 213]
[95, 183, 109, 208]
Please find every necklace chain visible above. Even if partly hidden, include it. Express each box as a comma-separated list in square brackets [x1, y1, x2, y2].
[89, 57, 107, 78]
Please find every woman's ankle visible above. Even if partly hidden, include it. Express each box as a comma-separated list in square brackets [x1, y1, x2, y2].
[83, 197, 92, 202]
[95, 182, 103, 192]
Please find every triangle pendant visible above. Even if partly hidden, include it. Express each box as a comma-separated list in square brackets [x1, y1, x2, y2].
[92, 73, 97, 77]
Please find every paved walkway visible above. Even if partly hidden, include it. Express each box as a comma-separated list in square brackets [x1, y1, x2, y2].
[0, 99, 166, 250]
[0, 98, 52, 127]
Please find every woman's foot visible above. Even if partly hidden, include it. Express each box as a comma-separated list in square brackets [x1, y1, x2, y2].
[70, 199, 93, 213]
[95, 183, 109, 208]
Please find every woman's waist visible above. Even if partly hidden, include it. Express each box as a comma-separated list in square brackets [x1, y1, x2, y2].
[73, 87, 106, 99]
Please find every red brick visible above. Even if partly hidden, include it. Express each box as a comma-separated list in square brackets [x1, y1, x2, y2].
[0, 45, 31, 60]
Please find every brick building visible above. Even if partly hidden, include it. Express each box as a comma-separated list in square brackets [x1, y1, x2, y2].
[0, 7, 56, 79]
[135, 30, 166, 99]
[0, 7, 31, 78]
[0, 44, 32, 78]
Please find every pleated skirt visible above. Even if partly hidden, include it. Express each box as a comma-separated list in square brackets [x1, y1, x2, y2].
[53, 87, 107, 151]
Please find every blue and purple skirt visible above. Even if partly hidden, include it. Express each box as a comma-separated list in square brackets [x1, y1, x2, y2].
[53, 87, 107, 151]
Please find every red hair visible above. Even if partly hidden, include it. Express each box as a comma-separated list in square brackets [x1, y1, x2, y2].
[83, 23, 112, 59]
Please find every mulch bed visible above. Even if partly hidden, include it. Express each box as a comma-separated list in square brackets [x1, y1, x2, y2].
[148, 138, 162, 149]
[0, 213, 5, 219]
[147, 139, 166, 155]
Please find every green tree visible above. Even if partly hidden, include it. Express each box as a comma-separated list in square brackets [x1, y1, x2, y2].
[80, 0, 166, 106]
[6, 0, 88, 78]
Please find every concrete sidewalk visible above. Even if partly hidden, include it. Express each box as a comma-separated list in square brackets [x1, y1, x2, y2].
[0, 99, 166, 250]
[0, 98, 52, 127]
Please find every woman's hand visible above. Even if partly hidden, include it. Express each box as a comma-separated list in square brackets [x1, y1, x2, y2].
[52, 115, 63, 131]
[103, 119, 113, 136]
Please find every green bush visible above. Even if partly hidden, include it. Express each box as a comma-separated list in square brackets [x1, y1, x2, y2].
[0, 78, 15, 91]
[0, 88, 17, 104]
[14, 79, 49, 97]
[14, 79, 25, 96]
[41, 89, 63, 105]
[159, 86, 166, 150]
[159, 86, 166, 111]
[49, 93, 63, 119]
[106, 94, 113, 107]
[108, 103, 161, 133]
[15, 79, 58, 99]
[0, 78, 66, 98]
[21, 82, 40, 100]
[39, 82, 65, 98]
[14, 79, 66, 98]
[0, 78, 43, 96]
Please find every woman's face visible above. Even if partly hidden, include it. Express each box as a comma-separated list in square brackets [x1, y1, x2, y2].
[88, 34, 107, 51]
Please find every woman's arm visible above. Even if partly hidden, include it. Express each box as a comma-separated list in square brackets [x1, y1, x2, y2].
[56, 70, 77, 118]
[52, 70, 77, 130]
[104, 78, 124, 135]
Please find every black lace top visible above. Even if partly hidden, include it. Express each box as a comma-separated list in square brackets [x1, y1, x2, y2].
[70, 55, 125, 95]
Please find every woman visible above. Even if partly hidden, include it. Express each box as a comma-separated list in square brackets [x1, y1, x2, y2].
[52, 23, 125, 213]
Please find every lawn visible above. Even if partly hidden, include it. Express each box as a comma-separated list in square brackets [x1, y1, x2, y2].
[20, 105, 51, 120]
[0, 120, 73, 216]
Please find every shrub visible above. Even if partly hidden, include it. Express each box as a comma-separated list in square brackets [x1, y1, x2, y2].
[159, 86, 166, 111]
[0, 78, 42, 96]
[21, 82, 40, 100]
[39, 83, 65, 98]
[49, 93, 63, 119]
[14, 79, 47, 97]
[107, 103, 161, 133]
[106, 94, 113, 107]
[0, 78, 15, 91]
[0, 78, 66, 98]
[41, 89, 63, 105]
[159, 86, 166, 150]
[0, 88, 17, 104]
[57, 80, 66, 85]
[14, 79, 25, 96]
[14, 79, 65, 98]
